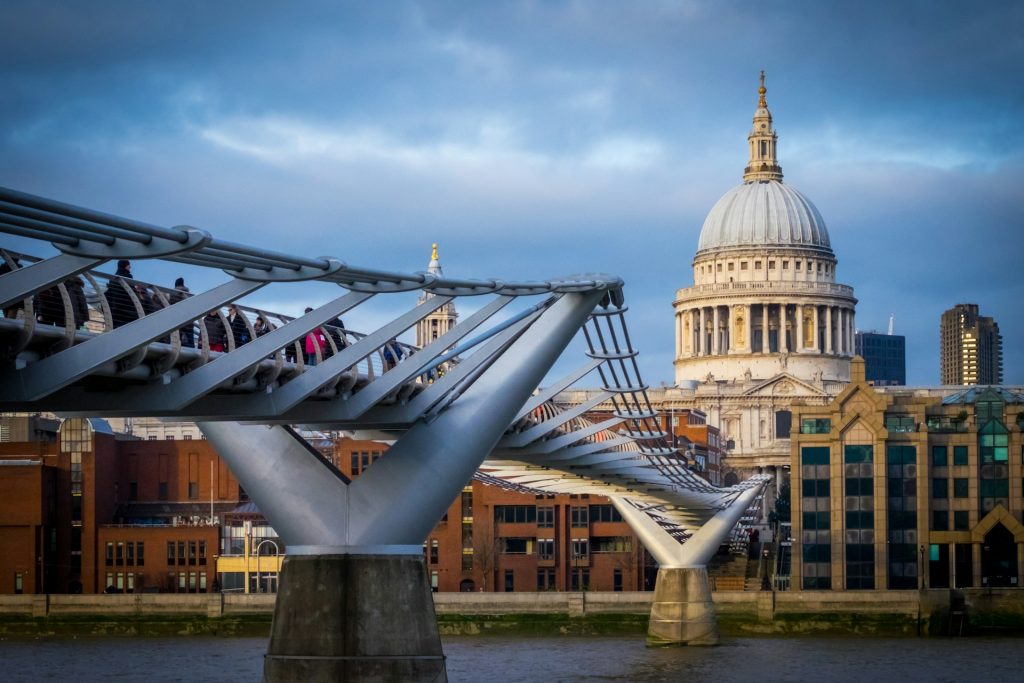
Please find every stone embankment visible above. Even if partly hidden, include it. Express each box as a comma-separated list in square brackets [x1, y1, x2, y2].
[1, 590, 1023, 637]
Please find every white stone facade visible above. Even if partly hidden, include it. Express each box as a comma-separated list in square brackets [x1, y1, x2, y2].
[670, 74, 857, 477]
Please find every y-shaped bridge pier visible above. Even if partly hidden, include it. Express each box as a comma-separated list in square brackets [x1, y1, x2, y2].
[0, 185, 766, 681]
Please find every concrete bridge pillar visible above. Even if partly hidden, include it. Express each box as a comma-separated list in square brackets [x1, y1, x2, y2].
[263, 553, 445, 683]
[647, 566, 718, 646]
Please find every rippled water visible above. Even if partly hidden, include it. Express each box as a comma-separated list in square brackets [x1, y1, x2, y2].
[0, 635, 1020, 682]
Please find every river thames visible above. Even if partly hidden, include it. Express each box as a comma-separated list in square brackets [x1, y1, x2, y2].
[0, 635, 1020, 682]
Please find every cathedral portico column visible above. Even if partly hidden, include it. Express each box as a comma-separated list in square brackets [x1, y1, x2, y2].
[712, 306, 721, 355]
[699, 307, 707, 356]
[744, 303, 752, 352]
[796, 303, 804, 351]
[825, 306, 833, 354]
[778, 302, 786, 352]
[838, 308, 846, 355]
[761, 303, 769, 353]
[849, 310, 856, 354]
[812, 305, 820, 352]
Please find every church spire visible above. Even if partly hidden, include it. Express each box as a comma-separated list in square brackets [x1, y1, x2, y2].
[427, 242, 442, 276]
[743, 70, 784, 183]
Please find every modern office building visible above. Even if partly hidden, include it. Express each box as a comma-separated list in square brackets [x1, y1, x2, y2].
[855, 331, 906, 386]
[940, 303, 1003, 385]
[789, 358, 1023, 591]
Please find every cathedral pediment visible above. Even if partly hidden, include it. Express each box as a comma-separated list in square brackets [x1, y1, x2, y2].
[742, 373, 826, 398]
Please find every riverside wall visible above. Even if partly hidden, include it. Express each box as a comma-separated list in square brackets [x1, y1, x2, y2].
[1, 590, 1023, 637]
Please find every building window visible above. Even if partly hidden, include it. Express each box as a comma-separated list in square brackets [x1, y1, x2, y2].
[570, 506, 589, 527]
[430, 571, 439, 592]
[740, 261, 748, 270]
[801, 418, 831, 434]
[588, 505, 622, 523]
[727, 262, 734, 271]
[537, 568, 555, 591]
[932, 511, 949, 531]
[931, 446, 947, 467]
[886, 445, 917, 589]
[126, 542, 134, 566]
[885, 415, 915, 433]
[954, 511, 970, 531]
[571, 538, 589, 560]
[953, 478, 969, 498]
[494, 505, 536, 524]
[504, 570, 514, 592]
[537, 506, 554, 528]
[129, 482, 138, 500]
[775, 411, 792, 439]
[537, 538, 555, 560]
[500, 538, 531, 555]
[14, 572, 23, 594]
[782, 260, 789, 269]
[591, 536, 632, 553]
[613, 568, 623, 592]
[953, 446, 968, 466]
[430, 539, 439, 564]
[106, 542, 114, 567]
[571, 569, 590, 591]
[844, 444, 875, 589]
[768, 261, 776, 269]
[754, 261, 762, 269]
[166, 541, 175, 565]
[188, 482, 198, 500]
[137, 541, 145, 567]
[350, 453, 360, 474]
[800, 446, 831, 590]
[158, 482, 168, 501]
[199, 540, 207, 565]
[932, 478, 948, 498]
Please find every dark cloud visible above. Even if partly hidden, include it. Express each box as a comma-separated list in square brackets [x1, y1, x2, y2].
[1, 0, 1021, 385]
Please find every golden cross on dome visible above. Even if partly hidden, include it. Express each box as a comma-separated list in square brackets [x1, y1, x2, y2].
[758, 70, 767, 108]
[431, 243, 438, 261]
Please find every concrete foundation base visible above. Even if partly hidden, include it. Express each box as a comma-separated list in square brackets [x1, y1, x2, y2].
[262, 553, 446, 683]
[647, 566, 718, 646]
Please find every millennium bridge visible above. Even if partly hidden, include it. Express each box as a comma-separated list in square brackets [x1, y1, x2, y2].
[0, 185, 766, 682]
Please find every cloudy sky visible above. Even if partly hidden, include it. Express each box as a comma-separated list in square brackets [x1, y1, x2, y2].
[1, 1, 1021, 385]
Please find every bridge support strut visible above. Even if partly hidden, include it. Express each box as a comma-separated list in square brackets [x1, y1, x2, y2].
[263, 553, 445, 683]
[200, 291, 605, 682]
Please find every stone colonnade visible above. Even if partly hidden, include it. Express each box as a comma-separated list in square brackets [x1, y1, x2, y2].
[675, 302, 855, 358]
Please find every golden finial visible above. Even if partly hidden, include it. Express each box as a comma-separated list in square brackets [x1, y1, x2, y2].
[431, 243, 438, 261]
[758, 70, 767, 108]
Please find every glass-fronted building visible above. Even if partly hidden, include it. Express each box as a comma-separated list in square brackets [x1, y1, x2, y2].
[855, 331, 905, 386]
[789, 359, 1023, 591]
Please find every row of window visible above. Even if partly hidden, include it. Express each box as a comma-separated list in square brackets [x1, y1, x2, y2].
[350, 450, 383, 475]
[105, 541, 145, 567]
[165, 540, 208, 566]
[491, 536, 633, 558]
[493, 504, 623, 526]
[701, 259, 832, 275]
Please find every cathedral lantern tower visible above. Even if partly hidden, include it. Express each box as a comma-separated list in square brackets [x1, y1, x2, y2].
[673, 73, 858, 386]
[416, 243, 458, 348]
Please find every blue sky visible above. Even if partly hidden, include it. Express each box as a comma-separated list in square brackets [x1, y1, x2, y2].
[1, 1, 1021, 385]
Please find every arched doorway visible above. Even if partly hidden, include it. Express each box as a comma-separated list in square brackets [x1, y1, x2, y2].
[724, 471, 739, 487]
[459, 579, 475, 592]
[981, 523, 1018, 587]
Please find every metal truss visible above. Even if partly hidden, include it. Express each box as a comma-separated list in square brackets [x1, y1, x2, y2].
[0, 184, 765, 555]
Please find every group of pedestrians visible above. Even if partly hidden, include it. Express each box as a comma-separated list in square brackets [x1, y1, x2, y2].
[1, 253, 394, 367]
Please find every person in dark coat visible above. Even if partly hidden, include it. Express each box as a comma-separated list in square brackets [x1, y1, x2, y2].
[170, 277, 194, 347]
[203, 310, 228, 352]
[36, 285, 65, 325]
[105, 260, 139, 329]
[66, 277, 90, 329]
[228, 305, 250, 347]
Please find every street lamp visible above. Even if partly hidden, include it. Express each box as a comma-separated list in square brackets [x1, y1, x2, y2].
[255, 539, 279, 594]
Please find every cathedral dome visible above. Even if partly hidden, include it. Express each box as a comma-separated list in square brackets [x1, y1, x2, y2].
[696, 180, 832, 255]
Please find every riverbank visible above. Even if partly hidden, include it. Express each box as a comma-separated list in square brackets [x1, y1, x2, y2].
[2, 589, 1023, 638]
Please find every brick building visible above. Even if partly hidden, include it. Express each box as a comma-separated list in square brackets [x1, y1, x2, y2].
[0, 416, 244, 594]
[331, 437, 655, 592]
